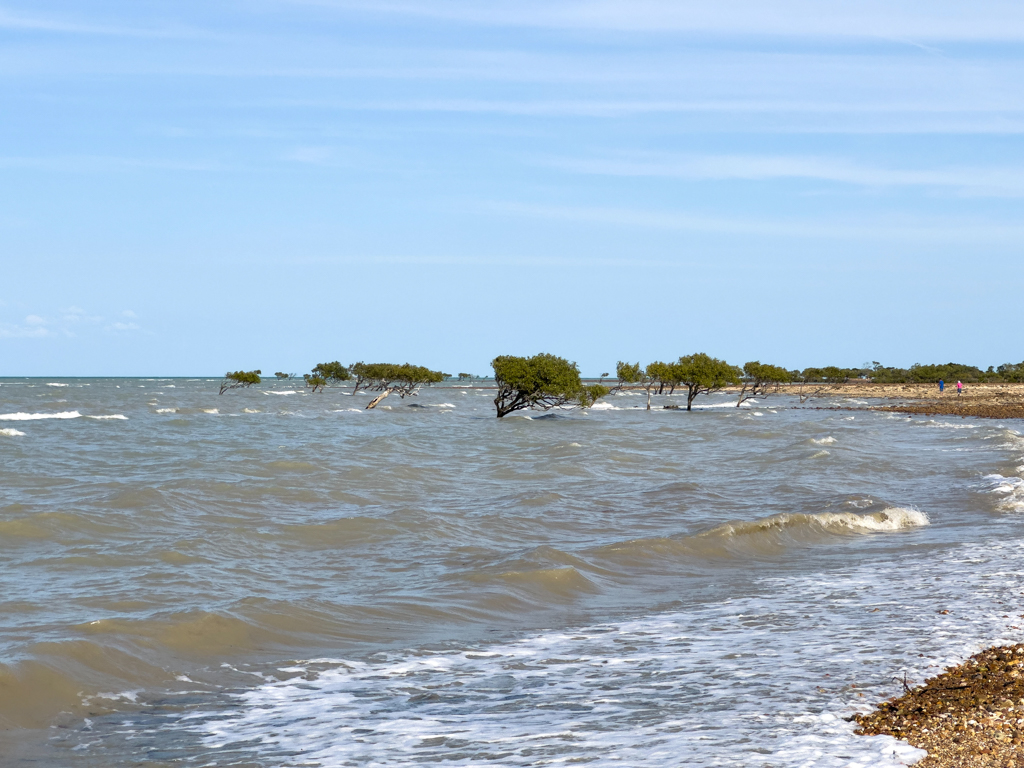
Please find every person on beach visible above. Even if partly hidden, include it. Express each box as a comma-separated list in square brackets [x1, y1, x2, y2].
[939, 379, 944, 393]
[956, 380, 963, 396]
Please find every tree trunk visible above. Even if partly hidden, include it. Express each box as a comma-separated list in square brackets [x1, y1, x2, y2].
[646, 388, 651, 411]
[366, 389, 391, 409]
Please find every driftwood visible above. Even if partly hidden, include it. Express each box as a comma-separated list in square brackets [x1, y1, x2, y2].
[366, 389, 391, 409]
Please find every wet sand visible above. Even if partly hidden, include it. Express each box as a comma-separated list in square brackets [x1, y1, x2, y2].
[855, 645, 1024, 767]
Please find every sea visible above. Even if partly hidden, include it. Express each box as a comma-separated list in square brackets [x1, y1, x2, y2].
[1, 377, 1023, 767]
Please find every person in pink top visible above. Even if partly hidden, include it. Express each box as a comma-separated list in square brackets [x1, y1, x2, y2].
[956, 380, 963, 396]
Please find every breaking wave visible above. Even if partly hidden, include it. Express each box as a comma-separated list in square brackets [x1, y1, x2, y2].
[594, 508, 928, 563]
[0, 411, 81, 421]
[86, 414, 128, 420]
[0, 427, 25, 436]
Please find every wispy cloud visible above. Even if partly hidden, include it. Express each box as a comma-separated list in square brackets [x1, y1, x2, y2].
[546, 153, 1024, 196]
[0, 307, 144, 340]
[0, 6, 215, 39]
[285, 1, 1024, 42]
[0, 314, 56, 339]
[0, 156, 223, 173]
[283, 146, 337, 164]
[481, 201, 1024, 242]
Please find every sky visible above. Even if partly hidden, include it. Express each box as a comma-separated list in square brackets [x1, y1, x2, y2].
[1, 1, 1023, 376]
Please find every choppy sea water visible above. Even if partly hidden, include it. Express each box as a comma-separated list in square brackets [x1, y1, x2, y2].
[2, 378, 1024, 767]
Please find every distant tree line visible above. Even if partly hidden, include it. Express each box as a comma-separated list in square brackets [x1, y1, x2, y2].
[218, 355, 1024, 416]
[857, 361, 1024, 384]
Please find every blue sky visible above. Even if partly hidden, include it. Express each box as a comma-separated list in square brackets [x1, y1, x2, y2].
[1, 1, 1022, 376]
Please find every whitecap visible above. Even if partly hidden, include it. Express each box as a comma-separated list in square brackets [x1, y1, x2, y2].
[589, 401, 619, 410]
[427, 403, 456, 408]
[156, 408, 177, 414]
[266, 391, 297, 396]
[243, 408, 260, 413]
[45, 382, 68, 387]
[811, 436, 836, 445]
[86, 415, 127, 420]
[0, 428, 26, 437]
[0, 411, 81, 421]
[203, 409, 219, 414]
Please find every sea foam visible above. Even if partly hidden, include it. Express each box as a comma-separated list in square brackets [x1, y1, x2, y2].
[0, 411, 81, 421]
[0, 428, 26, 437]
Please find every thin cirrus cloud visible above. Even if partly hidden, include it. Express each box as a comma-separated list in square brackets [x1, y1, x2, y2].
[0, 6, 217, 39]
[546, 154, 1024, 196]
[481, 201, 1024, 243]
[288, 0, 1024, 42]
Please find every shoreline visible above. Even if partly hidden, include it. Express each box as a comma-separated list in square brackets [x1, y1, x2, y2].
[813, 381, 1024, 420]
[855, 645, 1024, 767]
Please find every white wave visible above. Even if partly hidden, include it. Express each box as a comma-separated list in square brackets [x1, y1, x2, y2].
[203, 409, 219, 414]
[266, 391, 298, 395]
[589, 401, 619, 410]
[0, 428, 26, 437]
[243, 408, 260, 413]
[926, 421, 977, 429]
[810, 450, 830, 458]
[817, 507, 929, 533]
[985, 474, 1024, 513]
[197, 535, 1024, 768]
[426, 403, 456, 408]
[0, 411, 81, 421]
[86, 414, 127, 420]
[156, 408, 177, 414]
[45, 382, 68, 387]
[753, 411, 764, 416]
[811, 436, 836, 445]
[331, 409, 364, 413]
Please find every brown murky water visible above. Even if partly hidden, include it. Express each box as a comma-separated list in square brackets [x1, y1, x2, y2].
[1, 378, 1023, 766]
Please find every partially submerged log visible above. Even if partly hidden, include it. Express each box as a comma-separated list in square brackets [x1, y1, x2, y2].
[366, 389, 390, 409]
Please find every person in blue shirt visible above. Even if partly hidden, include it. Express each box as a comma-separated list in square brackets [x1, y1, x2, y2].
[939, 379, 944, 393]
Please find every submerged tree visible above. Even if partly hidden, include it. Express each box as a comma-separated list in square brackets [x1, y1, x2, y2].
[675, 353, 740, 411]
[349, 362, 445, 408]
[492, 353, 606, 417]
[274, 372, 291, 380]
[457, 372, 474, 381]
[736, 361, 792, 407]
[613, 361, 658, 410]
[647, 360, 683, 395]
[219, 369, 261, 395]
[304, 361, 351, 393]
[796, 366, 850, 403]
